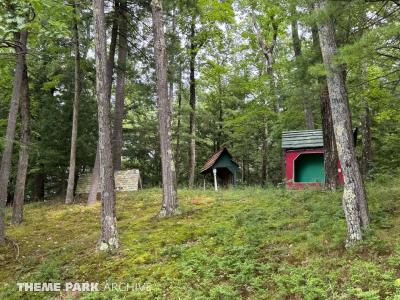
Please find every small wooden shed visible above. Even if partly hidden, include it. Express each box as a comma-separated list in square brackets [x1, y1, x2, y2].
[282, 130, 344, 189]
[200, 148, 239, 189]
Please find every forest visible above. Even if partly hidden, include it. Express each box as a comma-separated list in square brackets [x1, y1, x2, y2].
[1, 0, 400, 298]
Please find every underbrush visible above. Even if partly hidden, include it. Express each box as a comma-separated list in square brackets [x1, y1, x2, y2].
[1, 180, 400, 299]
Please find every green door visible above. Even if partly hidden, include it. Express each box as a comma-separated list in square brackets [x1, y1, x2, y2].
[294, 153, 325, 183]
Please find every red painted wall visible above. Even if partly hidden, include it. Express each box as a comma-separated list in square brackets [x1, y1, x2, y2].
[285, 148, 344, 189]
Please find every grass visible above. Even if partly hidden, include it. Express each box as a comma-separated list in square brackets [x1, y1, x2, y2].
[1, 177, 400, 299]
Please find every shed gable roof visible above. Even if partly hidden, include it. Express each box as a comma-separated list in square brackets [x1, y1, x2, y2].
[282, 130, 323, 149]
[200, 148, 239, 174]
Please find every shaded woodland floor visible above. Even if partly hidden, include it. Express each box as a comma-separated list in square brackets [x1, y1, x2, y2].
[1, 177, 400, 299]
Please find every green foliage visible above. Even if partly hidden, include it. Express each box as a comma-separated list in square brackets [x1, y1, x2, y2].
[1, 178, 400, 299]
[2, 0, 399, 190]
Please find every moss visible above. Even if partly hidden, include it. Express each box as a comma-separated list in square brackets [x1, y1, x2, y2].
[0, 182, 400, 299]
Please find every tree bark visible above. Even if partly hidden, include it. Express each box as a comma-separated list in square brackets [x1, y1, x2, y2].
[320, 84, 339, 189]
[88, 0, 119, 205]
[11, 62, 30, 225]
[361, 103, 372, 177]
[175, 62, 182, 179]
[311, 18, 339, 189]
[316, 0, 369, 246]
[93, 0, 118, 251]
[291, 12, 314, 130]
[66, 1, 82, 204]
[216, 75, 224, 150]
[112, 0, 128, 171]
[260, 126, 268, 186]
[87, 146, 100, 205]
[0, 31, 28, 243]
[188, 17, 197, 188]
[151, 0, 178, 217]
[33, 172, 45, 201]
[168, 9, 176, 103]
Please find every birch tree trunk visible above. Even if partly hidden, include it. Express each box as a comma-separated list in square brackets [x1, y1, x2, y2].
[316, 0, 369, 246]
[66, 1, 82, 204]
[88, 0, 119, 205]
[93, 0, 118, 251]
[151, 0, 178, 217]
[112, 0, 128, 171]
[11, 62, 30, 225]
[0, 31, 28, 243]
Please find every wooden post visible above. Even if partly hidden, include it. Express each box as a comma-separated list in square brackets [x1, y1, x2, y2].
[213, 168, 218, 191]
[203, 176, 206, 190]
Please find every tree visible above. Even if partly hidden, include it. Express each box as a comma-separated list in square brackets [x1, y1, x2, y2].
[310, 20, 339, 189]
[188, 14, 198, 188]
[250, 3, 279, 186]
[0, 31, 28, 243]
[360, 67, 372, 177]
[320, 84, 339, 190]
[93, 0, 118, 251]
[65, 1, 82, 204]
[88, 0, 119, 205]
[181, 0, 234, 187]
[290, 3, 314, 130]
[11, 62, 30, 225]
[112, 0, 128, 171]
[151, 0, 178, 217]
[316, 0, 369, 246]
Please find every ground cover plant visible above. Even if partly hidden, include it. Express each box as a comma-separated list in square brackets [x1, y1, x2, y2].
[1, 176, 400, 299]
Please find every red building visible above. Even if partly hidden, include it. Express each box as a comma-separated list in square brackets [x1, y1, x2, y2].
[282, 130, 344, 189]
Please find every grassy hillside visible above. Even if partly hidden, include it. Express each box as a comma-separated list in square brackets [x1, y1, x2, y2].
[1, 177, 400, 299]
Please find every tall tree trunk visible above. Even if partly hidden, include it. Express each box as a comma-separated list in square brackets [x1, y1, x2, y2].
[361, 103, 372, 177]
[66, 2, 82, 204]
[316, 0, 368, 246]
[303, 97, 314, 130]
[260, 126, 268, 186]
[188, 17, 197, 188]
[168, 9, 176, 103]
[251, 12, 278, 185]
[216, 75, 223, 150]
[320, 84, 339, 189]
[87, 147, 100, 205]
[33, 172, 45, 201]
[88, 0, 119, 205]
[93, 0, 118, 251]
[0, 31, 28, 244]
[291, 12, 314, 129]
[241, 156, 245, 184]
[11, 62, 30, 225]
[175, 63, 182, 179]
[151, 0, 178, 217]
[311, 19, 339, 189]
[112, 0, 128, 171]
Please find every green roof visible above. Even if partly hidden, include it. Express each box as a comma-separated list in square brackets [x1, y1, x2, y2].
[282, 130, 323, 149]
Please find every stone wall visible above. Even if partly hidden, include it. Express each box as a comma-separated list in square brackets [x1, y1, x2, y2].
[75, 169, 141, 194]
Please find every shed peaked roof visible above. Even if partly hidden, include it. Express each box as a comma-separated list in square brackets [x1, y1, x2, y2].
[282, 129, 323, 149]
[200, 148, 238, 174]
